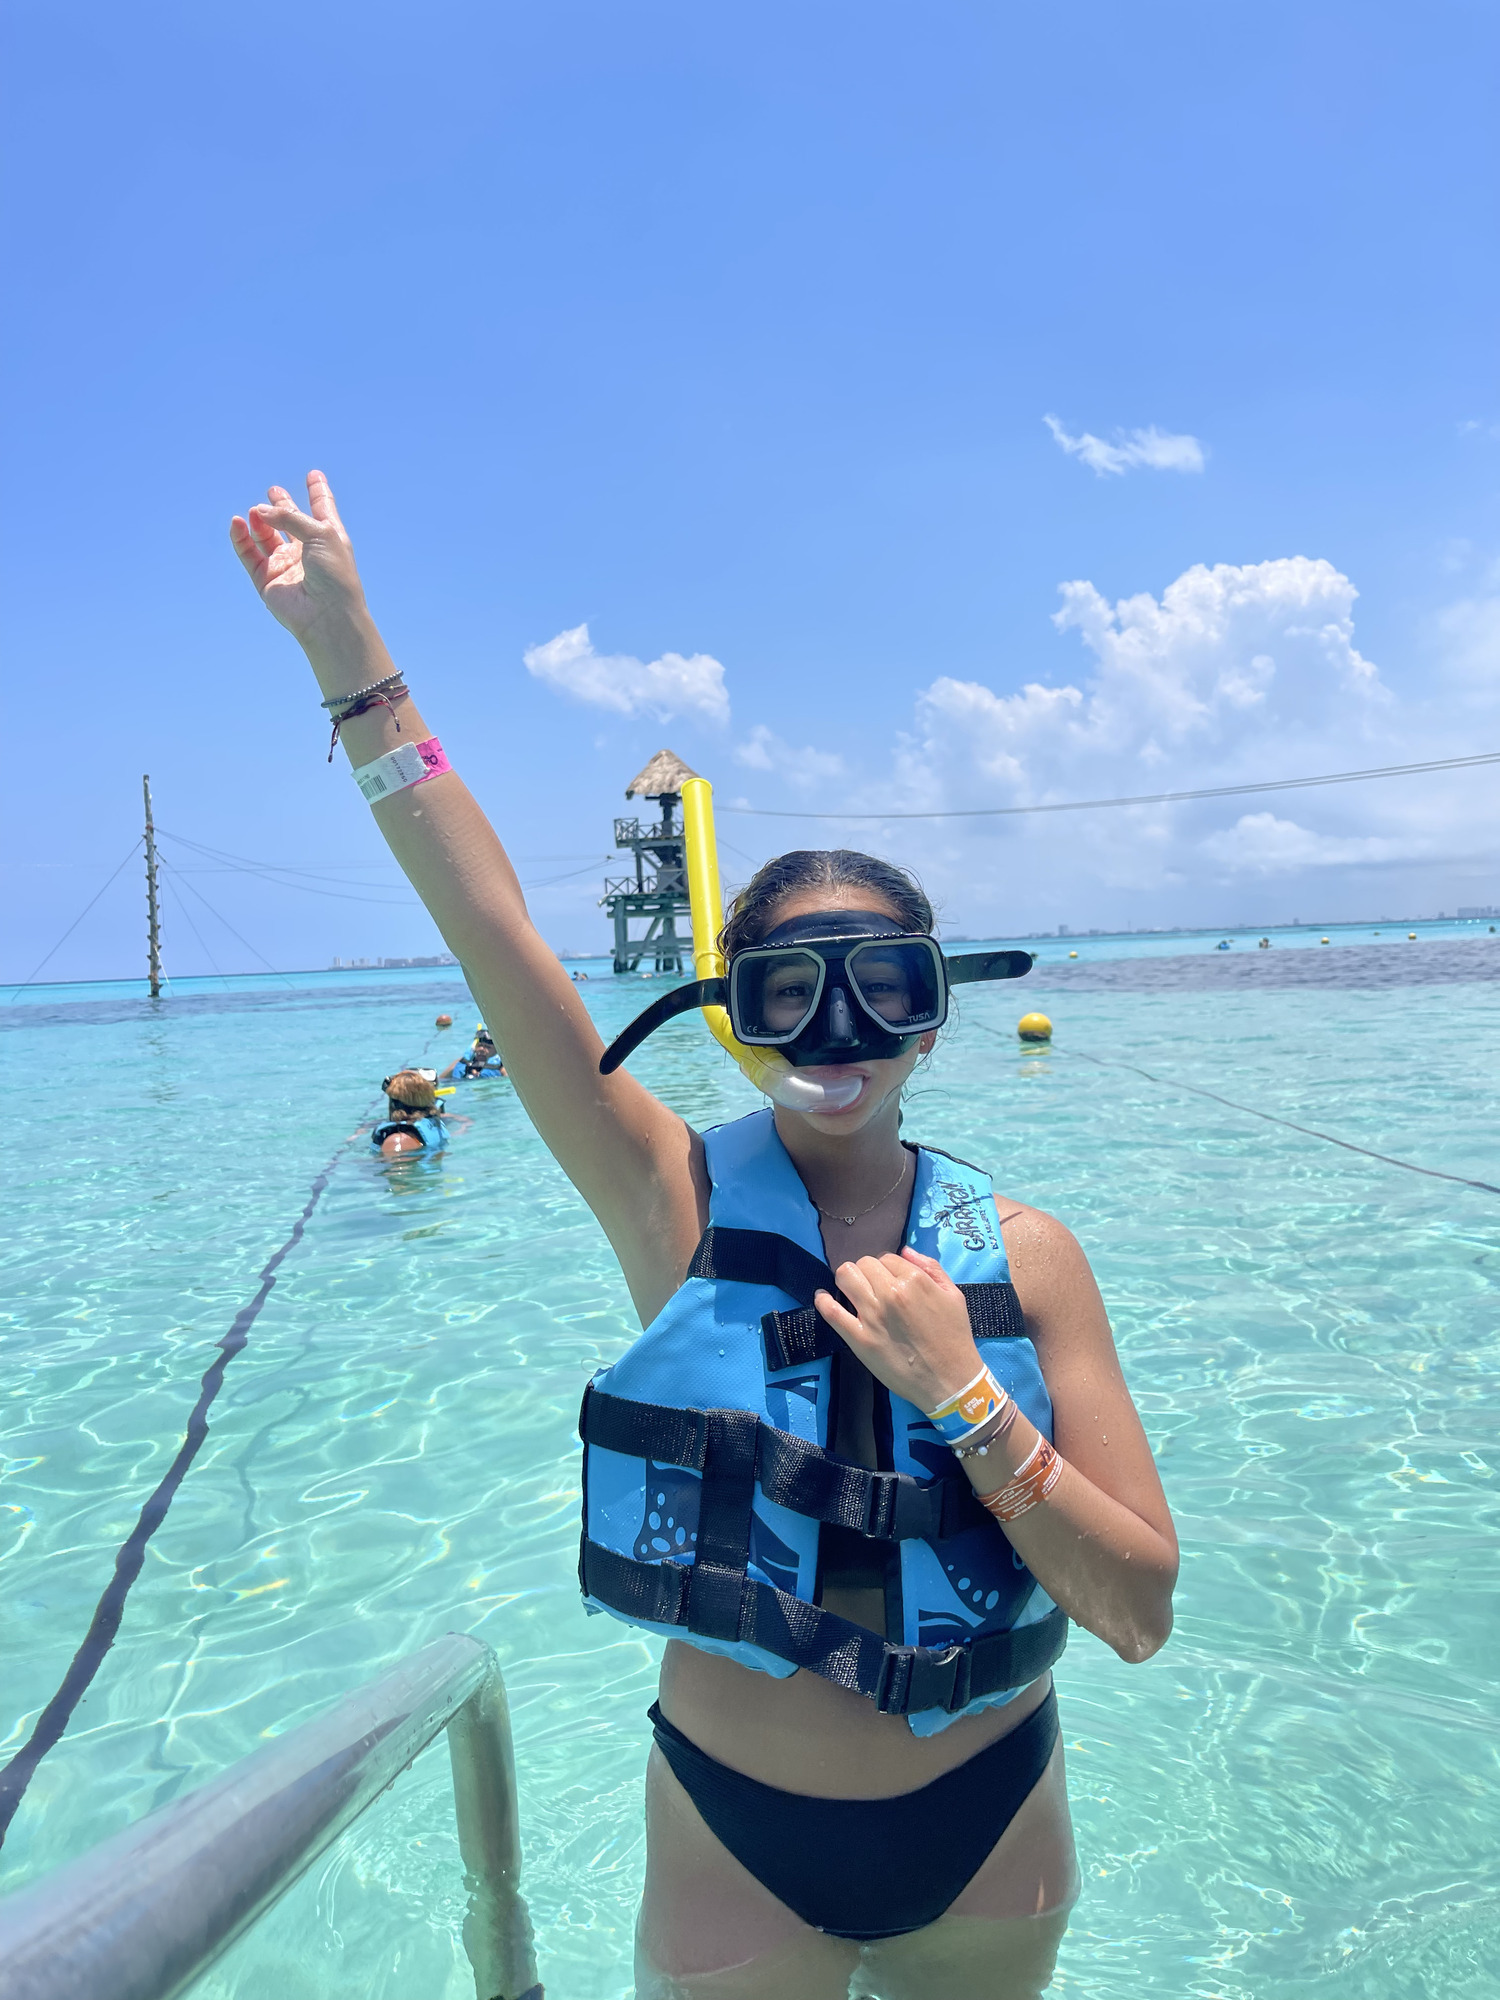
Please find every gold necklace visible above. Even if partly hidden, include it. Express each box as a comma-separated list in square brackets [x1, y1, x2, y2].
[813, 1149, 911, 1227]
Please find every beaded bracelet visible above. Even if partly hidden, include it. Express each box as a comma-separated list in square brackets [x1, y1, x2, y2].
[978, 1435, 1062, 1524]
[321, 670, 406, 712]
[323, 673, 410, 760]
[951, 1398, 1020, 1462]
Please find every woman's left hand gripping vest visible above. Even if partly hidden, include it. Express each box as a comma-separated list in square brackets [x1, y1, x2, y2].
[578, 1110, 1068, 1729]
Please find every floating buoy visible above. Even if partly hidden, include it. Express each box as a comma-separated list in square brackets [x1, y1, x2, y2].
[1018, 1012, 1053, 1042]
[1408, 932, 1417, 940]
[1320, 936, 1330, 944]
[435, 1013, 453, 1028]
[1068, 950, 1078, 958]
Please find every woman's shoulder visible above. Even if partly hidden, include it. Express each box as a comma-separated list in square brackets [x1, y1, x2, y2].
[993, 1196, 1098, 1294]
[991, 1195, 1077, 1254]
[992, 1196, 1110, 1359]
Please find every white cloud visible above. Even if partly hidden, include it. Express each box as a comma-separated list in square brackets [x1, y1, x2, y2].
[880, 555, 1482, 910]
[523, 622, 729, 724]
[734, 724, 846, 788]
[1044, 414, 1205, 476]
[906, 558, 1387, 806]
[1200, 812, 1410, 875]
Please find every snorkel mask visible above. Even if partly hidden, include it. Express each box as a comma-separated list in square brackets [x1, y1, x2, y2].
[598, 778, 1034, 1110]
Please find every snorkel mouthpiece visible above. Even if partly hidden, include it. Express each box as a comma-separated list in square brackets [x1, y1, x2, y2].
[766, 1066, 866, 1112]
[595, 778, 1033, 1106]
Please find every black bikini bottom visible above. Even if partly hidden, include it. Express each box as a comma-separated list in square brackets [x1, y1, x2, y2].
[648, 1685, 1059, 1941]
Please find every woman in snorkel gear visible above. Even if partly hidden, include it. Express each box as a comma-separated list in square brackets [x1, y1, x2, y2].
[372, 1068, 447, 1156]
[440, 1024, 506, 1082]
[232, 473, 1177, 1999]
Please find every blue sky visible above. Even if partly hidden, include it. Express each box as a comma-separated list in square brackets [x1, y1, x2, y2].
[5, 1, 1498, 980]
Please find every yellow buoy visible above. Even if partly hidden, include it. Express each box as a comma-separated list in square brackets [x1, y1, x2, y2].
[1320, 936, 1329, 944]
[1408, 932, 1417, 940]
[1018, 1012, 1053, 1042]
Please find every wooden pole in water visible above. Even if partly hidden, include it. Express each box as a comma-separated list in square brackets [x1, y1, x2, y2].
[143, 774, 163, 999]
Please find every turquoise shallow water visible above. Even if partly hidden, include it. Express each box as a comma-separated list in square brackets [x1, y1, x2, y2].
[2, 951, 1498, 1997]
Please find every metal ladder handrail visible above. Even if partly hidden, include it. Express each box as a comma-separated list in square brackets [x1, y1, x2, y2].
[0, 1632, 542, 2000]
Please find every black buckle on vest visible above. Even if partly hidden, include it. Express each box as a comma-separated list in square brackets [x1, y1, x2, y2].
[875, 1643, 972, 1715]
[859, 1470, 902, 1539]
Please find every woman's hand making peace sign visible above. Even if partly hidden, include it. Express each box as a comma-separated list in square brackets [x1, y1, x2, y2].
[229, 471, 386, 691]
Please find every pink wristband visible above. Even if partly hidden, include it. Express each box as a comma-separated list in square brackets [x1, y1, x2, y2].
[351, 737, 450, 803]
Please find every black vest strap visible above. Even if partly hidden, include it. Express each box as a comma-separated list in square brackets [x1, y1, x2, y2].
[761, 1280, 1028, 1371]
[580, 1537, 1068, 1716]
[581, 1383, 989, 1543]
[687, 1226, 838, 1308]
[372, 1120, 428, 1148]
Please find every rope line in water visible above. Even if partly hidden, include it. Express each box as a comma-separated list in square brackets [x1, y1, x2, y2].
[0, 1129, 363, 1844]
[998, 1032, 1500, 1198]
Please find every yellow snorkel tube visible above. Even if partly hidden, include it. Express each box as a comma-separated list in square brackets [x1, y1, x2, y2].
[599, 779, 1031, 1095]
[680, 778, 862, 1112]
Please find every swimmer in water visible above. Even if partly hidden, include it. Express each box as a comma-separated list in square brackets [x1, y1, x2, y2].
[440, 1025, 506, 1082]
[233, 473, 1177, 1998]
[372, 1069, 447, 1156]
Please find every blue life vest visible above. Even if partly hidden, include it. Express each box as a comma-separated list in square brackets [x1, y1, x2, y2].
[579, 1109, 1066, 1732]
[371, 1113, 447, 1152]
[456, 1052, 505, 1079]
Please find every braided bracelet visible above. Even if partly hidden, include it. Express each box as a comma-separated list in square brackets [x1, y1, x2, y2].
[978, 1434, 1062, 1524]
[323, 673, 410, 760]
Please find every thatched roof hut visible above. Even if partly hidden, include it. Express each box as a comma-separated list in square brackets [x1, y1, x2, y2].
[625, 749, 700, 800]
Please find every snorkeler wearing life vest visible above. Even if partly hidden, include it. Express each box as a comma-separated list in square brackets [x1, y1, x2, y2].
[372, 1068, 448, 1156]
[440, 1024, 506, 1082]
[233, 473, 1177, 1998]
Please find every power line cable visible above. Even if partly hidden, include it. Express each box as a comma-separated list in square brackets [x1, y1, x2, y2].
[166, 869, 295, 987]
[161, 828, 608, 900]
[158, 830, 420, 908]
[523, 854, 616, 891]
[159, 866, 230, 988]
[6, 841, 143, 999]
[720, 750, 1500, 821]
[157, 828, 394, 883]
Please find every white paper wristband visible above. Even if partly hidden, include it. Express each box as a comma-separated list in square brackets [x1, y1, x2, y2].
[350, 737, 451, 803]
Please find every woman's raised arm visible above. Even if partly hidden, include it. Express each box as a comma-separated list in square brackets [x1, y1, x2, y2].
[230, 472, 705, 1317]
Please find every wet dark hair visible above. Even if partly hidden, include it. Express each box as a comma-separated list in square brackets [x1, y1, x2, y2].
[720, 850, 933, 957]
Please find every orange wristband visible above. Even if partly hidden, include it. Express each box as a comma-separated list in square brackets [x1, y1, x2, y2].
[978, 1435, 1062, 1524]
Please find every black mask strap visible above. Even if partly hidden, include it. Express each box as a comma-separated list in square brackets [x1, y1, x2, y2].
[599, 977, 727, 1075]
[945, 949, 1035, 985]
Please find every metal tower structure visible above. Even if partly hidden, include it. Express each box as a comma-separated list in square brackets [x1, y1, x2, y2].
[601, 750, 698, 975]
[143, 774, 163, 999]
